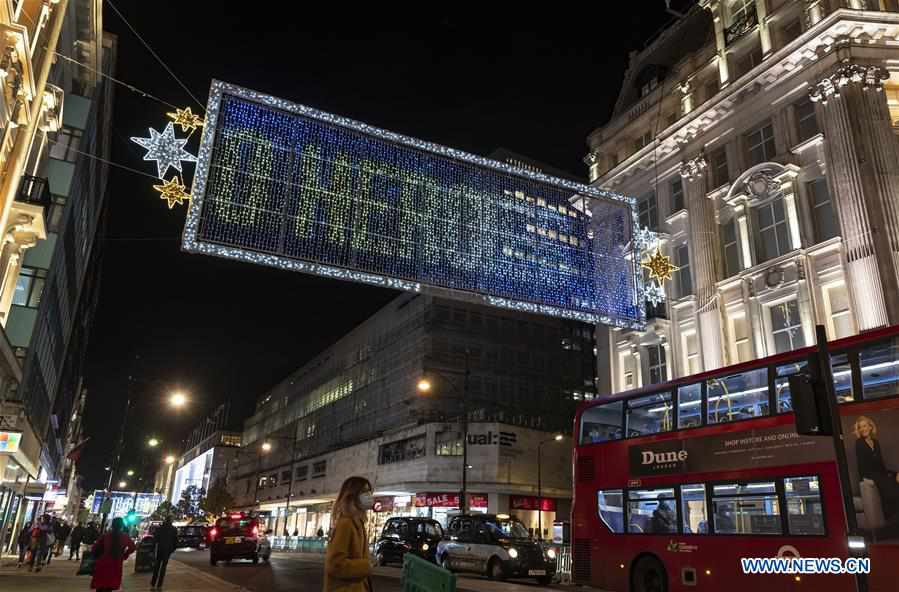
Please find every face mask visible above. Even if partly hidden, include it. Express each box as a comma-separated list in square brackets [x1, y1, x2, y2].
[358, 493, 374, 510]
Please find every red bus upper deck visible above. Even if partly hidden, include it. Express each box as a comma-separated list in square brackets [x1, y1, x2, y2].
[572, 325, 899, 592]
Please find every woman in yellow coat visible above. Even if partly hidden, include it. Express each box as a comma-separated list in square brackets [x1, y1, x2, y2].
[324, 476, 375, 591]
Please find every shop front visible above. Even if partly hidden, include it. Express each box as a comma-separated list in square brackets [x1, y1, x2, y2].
[411, 492, 488, 528]
[508, 495, 560, 540]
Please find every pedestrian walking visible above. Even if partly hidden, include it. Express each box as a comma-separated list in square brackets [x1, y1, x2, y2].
[84, 522, 99, 546]
[57, 520, 71, 556]
[323, 476, 375, 592]
[317, 526, 325, 539]
[16, 521, 32, 567]
[90, 517, 136, 592]
[27, 515, 50, 572]
[150, 517, 178, 590]
[44, 524, 56, 565]
[69, 522, 85, 560]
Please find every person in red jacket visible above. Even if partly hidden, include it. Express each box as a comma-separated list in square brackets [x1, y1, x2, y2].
[90, 517, 136, 592]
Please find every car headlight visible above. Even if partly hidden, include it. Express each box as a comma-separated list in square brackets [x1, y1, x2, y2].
[507, 548, 518, 559]
[422, 543, 429, 551]
[546, 548, 556, 560]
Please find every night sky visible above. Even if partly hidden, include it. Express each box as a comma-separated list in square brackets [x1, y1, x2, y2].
[80, 3, 688, 489]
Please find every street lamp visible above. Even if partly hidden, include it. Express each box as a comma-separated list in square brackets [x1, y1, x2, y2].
[118, 481, 127, 489]
[537, 434, 564, 542]
[147, 438, 160, 448]
[417, 353, 470, 514]
[127, 470, 134, 476]
[260, 436, 301, 536]
[261, 441, 272, 452]
[169, 391, 188, 408]
[165, 455, 176, 465]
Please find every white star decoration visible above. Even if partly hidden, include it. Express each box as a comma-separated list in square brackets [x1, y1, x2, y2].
[634, 226, 658, 252]
[644, 281, 666, 307]
[130, 122, 197, 179]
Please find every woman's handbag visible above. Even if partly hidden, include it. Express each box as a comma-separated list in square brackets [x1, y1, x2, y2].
[76, 550, 96, 576]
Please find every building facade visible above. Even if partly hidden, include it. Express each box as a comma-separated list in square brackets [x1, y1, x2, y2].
[0, 0, 114, 551]
[588, 0, 899, 394]
[228, 292, 595, 534]
[168, 430, 241, 505]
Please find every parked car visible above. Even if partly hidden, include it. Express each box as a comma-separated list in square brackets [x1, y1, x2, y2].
[209, 513, 261, 565]
[374, 517, 443, 565]
[177, 525, 209, 549]
[436, 514, 556, 585]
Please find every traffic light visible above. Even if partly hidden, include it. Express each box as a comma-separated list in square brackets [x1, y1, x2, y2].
[124, 510, 138, 527]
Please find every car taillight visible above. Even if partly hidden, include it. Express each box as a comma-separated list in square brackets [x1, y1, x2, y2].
[209, 528, 217, 539]
[252, 526, 259, 536]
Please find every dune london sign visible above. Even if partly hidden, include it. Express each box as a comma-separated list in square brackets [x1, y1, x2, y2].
[182, 80, 645, 328]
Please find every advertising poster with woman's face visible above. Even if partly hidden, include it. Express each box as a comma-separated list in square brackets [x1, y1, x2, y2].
[841, 407, 899, 541]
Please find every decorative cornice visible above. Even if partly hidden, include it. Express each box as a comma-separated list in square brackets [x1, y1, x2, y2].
[679, 154, 708, 181]
[809, 61, 889, 104]
[583, 151, 600, 166]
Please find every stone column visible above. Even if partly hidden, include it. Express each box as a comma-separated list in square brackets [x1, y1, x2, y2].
[703, 1, 731, 87]
[810, 62, 899, 330]
[680, 155, 724, 370]
[755, 0, 772, 57]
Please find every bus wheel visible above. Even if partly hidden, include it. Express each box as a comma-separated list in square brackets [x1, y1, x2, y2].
[631, 556, 667, 592]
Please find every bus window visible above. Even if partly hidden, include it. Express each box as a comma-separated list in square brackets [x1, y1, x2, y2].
[706, 367, 768, 425]
[830, 354, 854, 403]
[774, 360, 807, 413]
[597, 490, 624, 533]
[626, 391, 673, 437]
[711, 481, 780, 535]
[680, 484, 708, 534]
[860, 339, 899, 400]
[784, 476, 824, 535]
[677, 383, 702, 429]
[580, 401, 623, 444]
[627, 488, 676, 534]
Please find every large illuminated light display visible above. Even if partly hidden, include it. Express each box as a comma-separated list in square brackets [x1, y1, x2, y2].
[183, 81, 645, 328]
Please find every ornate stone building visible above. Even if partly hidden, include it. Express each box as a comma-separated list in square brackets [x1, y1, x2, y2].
[587, 0, 899, 395]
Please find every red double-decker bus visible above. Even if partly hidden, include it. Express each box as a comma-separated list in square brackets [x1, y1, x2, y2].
[573, 326, 899, 592]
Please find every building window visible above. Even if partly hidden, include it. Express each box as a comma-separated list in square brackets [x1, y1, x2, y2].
[730, 313, 753, 363]
[737, 44, 763, 78]
[782, 19, 802, 47]
[683, 331, 700, 375]
[670, 178, 684, 213]
[638, 191, 658, 230]
[709, 146, 729, 188]
[704, 78, 719, 104]
[808, 178, 837, 243]
[311, 460, 327, 478]
[634, 130, 653, 152]
[794, 98, 819, 143]
[727, 0, 756, 27]
[13, 267, 47, 308]
[49, 126, 82, 163]
[378, 435, 426, 464]
[639, 77, 659, 98]
[721, 219, 741, 277]
[646, 344, 667, 385]
[296, 465, 308, 481]
[825, 283, 852, 339]
[755, 199, 791, 262]
[745, 121, 777, 166]
[770, 300, 805, 354]
[435, 431, 463, 456]
[47, 195, 66, 233]
[675, 244, 692, 297]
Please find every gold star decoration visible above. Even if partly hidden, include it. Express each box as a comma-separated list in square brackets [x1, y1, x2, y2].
[641, 247, 677, 283]
[166, 106, 204, 133]
[153, 176, 191, 209]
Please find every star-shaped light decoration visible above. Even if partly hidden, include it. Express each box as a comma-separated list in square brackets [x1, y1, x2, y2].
[152, 176, 191, 209]
[634, 226, 658, 252]
[166, 106, 205, 133]
[644, 281, 666, 307]
[131, 122, 198, 179]
[642, 247, 677, 283]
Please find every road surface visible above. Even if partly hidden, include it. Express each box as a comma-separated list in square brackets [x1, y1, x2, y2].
[173, 548, 569, 591]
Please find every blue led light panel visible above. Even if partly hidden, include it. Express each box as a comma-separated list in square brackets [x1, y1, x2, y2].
[183, 81, 644, 329]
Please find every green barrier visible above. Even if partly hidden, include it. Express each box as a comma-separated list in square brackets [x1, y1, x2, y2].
[401, 553, 456, 592]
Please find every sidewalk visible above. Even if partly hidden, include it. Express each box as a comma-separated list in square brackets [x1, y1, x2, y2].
[0, 554, 242, 592]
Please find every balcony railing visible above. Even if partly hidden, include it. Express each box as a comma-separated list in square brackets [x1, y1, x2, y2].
[725, 9, 758, 46]
[16, 174, 52, 213]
